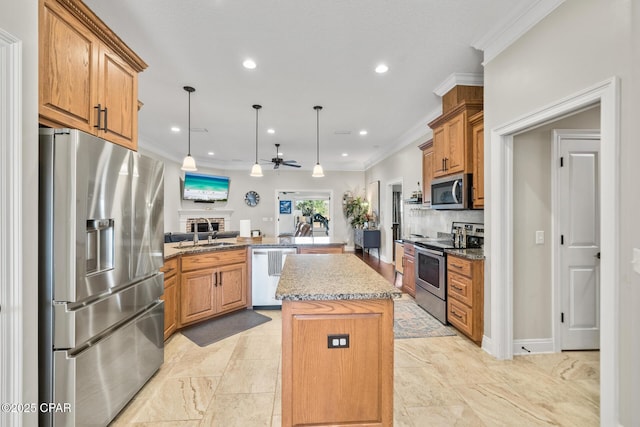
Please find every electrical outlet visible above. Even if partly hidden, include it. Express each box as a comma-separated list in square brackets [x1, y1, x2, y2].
[633, 248, 640, 275]
[327, 334, 349, 349]
[535, 230, 544, 245]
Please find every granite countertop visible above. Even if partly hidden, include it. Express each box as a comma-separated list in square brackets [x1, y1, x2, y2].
[445, 248, 485, 260]
[275, 254, 402, 301]
[164, 236, 346, 259]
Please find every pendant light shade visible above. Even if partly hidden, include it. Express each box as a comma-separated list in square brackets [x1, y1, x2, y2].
[250, 104, 263, 177]
[181, 86, 197, 171]
[312, 105, 324, 177]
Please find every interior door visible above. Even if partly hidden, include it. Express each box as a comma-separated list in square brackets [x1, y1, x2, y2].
[559, 135, 600, 350]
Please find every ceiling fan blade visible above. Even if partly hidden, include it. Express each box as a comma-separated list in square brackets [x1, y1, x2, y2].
[283, 163, 301, 168]
[273, 163, 280, 169]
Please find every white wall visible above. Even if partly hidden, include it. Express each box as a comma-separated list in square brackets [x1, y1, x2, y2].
[512, 106, 599, 340]
[484, 0, 637, 423]
[142, 148, 365, 244]
[0, 0, 39, 425]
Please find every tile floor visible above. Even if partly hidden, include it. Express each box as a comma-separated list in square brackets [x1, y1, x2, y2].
[110, 305, 599, 426]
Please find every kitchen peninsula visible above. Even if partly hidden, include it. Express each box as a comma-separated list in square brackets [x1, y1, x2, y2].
[276, 254, 401, 427]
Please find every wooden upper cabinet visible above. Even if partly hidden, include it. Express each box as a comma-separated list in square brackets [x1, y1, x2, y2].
[39, 0, 147, 151]
[40, 0, 98, 134]
[96, 45, 138, 148]
[429, 86, 483, 179]
[419, 139, 433, 206]
[470, 111, 485, 209]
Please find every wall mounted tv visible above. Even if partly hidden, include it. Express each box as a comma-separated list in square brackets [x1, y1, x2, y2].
[182, 172, 230, 202]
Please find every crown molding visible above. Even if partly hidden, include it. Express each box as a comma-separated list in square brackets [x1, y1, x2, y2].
[472, 0, 565, 66]
[433, 73, 484, 97]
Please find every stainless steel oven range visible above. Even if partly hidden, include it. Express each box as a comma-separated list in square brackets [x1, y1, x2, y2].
[412, 223, 483, 324]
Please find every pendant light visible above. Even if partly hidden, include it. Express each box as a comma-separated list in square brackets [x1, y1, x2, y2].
[181, 86, 197, 171]
[312, 105, 324, 177]
[250, 104, 263, 177]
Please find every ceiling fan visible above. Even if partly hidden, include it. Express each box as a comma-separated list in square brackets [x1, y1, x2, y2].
[265, 143, 301, 169]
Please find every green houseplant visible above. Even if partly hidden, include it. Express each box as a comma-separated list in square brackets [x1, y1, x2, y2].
[344, 196, 369, 228]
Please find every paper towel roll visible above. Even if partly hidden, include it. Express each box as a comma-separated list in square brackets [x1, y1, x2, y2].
[240, 220, 251, 237]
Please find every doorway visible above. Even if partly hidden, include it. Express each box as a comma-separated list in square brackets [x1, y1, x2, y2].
[275, 190, 333, 238]
[490, 77, 619, 424]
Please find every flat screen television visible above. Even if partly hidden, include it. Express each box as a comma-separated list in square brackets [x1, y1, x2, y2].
[182, 172, 229, 202]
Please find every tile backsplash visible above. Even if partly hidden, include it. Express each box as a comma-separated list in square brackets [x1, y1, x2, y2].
[403, 205, 484, 238]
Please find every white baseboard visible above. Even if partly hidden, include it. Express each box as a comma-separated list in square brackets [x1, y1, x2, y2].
[513, 338, 555, 355]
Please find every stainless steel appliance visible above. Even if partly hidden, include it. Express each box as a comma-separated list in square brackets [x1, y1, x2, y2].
[251, 247, 297, 307]
[430, 173, 472, 210]
[38, 129, 165, 426]
[412, 223, 483, 324]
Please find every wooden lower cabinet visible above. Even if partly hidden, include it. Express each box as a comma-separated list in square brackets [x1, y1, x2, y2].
[447, 255, 484, 345]
[402, 243, 415, 297]
[160, 257, 179, 340]
[180, 249, 247, 326]
[282, 299, 394, 427]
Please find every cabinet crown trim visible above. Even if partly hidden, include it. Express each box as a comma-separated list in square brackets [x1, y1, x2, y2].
[428, 100, 483, 129]
[50, 0, 148, 72]
[418, 139, 433, 150]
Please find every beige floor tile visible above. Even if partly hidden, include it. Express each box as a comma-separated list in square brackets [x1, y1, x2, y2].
[454, 382, 558, 426]
[231, 334, 282, 360]
[524, 352, 600, 380]
[216, 358, 279, 394]
[131, 376, 219, 422]
[405, 405, 486, 427]
[395, 367, 466, 407]
[199, 393, 274, 427]
[168, 340, 235, 378]
[393, 404, 417, 427]
[270, 414, 281, 427]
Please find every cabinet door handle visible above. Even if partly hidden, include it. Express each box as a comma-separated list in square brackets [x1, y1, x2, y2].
[219, 271, 223, 286]
[472, 187, 476, 202]
[214, 271, 218, 287]
[452, 285, 463, 291]
[451, 264, 463, 269]
[103, 107, 108, 133]
[452, 310, 463, 319]
[94, 104, 102, 130]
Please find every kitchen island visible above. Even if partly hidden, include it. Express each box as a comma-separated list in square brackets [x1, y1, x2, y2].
[276, 254, 401, 427]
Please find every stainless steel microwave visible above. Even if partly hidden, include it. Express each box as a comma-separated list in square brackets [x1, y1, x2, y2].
[430, 173, 472, 209]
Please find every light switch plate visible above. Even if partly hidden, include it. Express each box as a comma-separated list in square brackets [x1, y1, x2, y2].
[535, 231, 544, 245]
[633, 248, 640, 275]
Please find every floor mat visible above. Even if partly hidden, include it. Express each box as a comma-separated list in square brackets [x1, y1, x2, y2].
[394, 299, 456, 339]
[181, 309, 272, 347]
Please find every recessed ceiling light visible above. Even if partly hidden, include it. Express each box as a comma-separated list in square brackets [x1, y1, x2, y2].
[359, 130, 368, 135]
[267, 128, 275, 134]
[171, 126, 180, 133]
[375, 64, 389, 74]
[207, 151, 214, 156]
[342, 153, 348, 157]
[243, 59, 257, 69]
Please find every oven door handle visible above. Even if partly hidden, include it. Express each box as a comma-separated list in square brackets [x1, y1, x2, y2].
[451, 179, 460, 204]
[416, 247, 445, 258]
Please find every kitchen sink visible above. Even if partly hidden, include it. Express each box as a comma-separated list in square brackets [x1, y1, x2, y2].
[196, 241, 236, 248]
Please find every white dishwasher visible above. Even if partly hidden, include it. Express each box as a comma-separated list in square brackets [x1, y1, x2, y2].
[251, 247, 297, 308]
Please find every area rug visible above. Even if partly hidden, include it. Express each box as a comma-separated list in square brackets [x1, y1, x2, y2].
[394, 299, 456, 339]
[181, 309, 272, 347]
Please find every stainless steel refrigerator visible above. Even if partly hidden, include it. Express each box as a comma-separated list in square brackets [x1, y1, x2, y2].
[38, 128, 165, 426]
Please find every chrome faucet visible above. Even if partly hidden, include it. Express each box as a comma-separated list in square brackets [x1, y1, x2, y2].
[193, 218, 212, 244]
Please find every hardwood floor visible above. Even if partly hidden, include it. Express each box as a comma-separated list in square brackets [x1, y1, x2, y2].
[352, 248, 397, 285]
[110, 252, 599, 426]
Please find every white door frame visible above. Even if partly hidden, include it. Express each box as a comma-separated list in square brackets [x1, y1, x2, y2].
[386, 177, 403, 264]
[274, 189, 334, 238]
[551, 129, 601, 352]
[489, 77, 619, 424]
[0, 28, 24, 425]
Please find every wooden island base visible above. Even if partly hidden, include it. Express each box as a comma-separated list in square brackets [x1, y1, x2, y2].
[281, 298, 394, 427]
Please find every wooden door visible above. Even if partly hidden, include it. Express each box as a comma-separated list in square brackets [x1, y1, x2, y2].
[162, 274, 178, 340]
[97, 44, 138, 150]
[445, 112, 466, 174]
[39, 0, 98, 133]
[432, 126, 447, 177]
[216, 263, 247, 314]
[181, 268, 216, 325]
[402, 255, 415, 297]
[471, 113, 484, 208]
